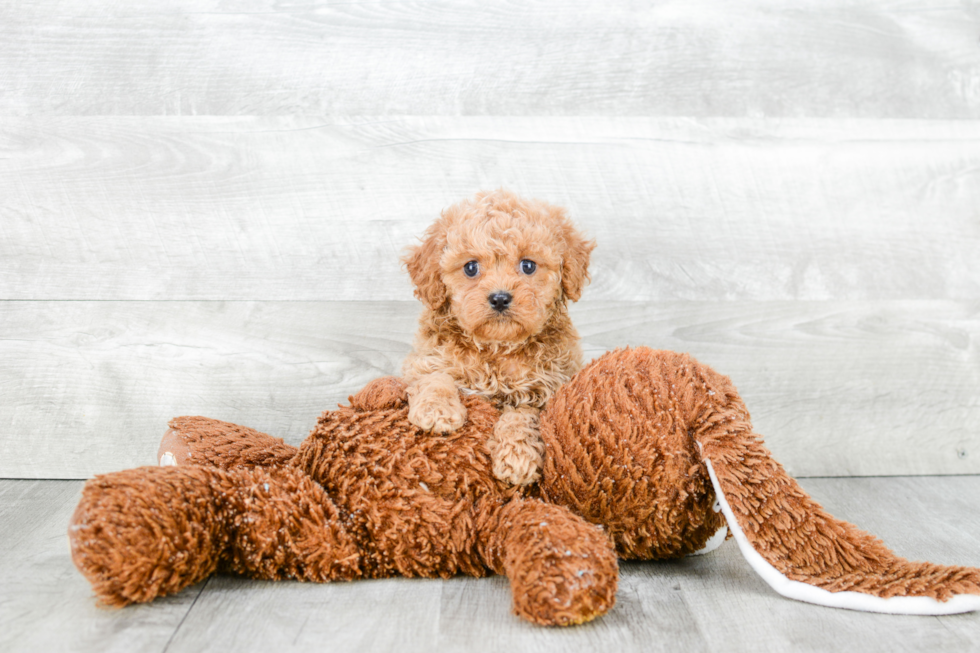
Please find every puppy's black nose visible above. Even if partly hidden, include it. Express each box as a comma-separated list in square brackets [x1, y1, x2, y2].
[488, 291, 512, 313]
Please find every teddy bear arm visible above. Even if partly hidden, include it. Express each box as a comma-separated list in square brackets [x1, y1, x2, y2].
[480, 497, 618, 626]
[347, 375, 409, 411]
[159, 416, 299, 469]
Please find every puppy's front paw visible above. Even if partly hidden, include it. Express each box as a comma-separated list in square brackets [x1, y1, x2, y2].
[489, 408, 544, 486]
[406, 372, 467, 433]
[409, 394, 468, 433]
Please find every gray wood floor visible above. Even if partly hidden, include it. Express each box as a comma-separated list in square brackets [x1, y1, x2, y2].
[3, 476, 979, 653]
[2, 0, 979, 650]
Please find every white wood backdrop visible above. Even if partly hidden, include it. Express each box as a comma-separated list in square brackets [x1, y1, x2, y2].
[1, 1, 979, 479]
[3, 0, 979, 117]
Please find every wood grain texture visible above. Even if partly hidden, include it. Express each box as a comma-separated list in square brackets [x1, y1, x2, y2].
[163, 576, 443, 653]
[0, 480, 205, 653]
[578, 300, 980, 478]
[2, 117, 979, 302]
[2, 299, 977, 479]
[1, 0, 979, 117]
[0, 301, 413, 479]
[3, 477, 978, 652]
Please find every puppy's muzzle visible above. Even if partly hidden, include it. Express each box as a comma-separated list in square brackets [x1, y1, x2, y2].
[488, 291, 512, 313]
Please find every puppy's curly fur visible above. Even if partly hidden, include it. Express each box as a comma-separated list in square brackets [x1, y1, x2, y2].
[402, 190, 595, 486]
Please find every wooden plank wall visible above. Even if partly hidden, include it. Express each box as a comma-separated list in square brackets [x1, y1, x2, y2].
[1, 1, 978, 479]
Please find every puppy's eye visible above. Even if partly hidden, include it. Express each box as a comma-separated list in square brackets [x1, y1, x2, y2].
[463, 260, 479, 278]
[520, 259, 536, 275]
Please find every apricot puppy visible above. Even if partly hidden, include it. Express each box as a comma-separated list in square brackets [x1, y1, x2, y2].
[402, 190, 595, 485]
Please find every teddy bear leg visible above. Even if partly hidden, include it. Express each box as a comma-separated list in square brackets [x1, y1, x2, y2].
[69, 465, 362, 607]
[70, 465, 240, 606]
[542, 346, 980, 614]
[219, 466, 363, 584]
[539, 348, 728, 559]
[480, 497, 618, 626]
[159, 416, 299, 469]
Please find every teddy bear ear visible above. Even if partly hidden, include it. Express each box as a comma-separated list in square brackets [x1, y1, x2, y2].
[558, 215, 596, 303]
[402, 219, 449, 310]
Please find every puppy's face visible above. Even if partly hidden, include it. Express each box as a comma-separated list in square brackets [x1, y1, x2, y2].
[404, 191, 595, 344]
[441, 227, 562, 342]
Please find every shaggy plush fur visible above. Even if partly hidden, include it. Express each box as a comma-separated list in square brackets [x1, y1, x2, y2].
[73, 380, 619, 626]
[71, 348, 980, 624]
[401, 190, 595, 486]
[70, 464, 362, 605]
[541, 348, 980, 600]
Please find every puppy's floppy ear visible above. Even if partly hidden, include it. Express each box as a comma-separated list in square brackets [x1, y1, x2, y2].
[559, 217, 596, 302]
[402, 218, 449, 310]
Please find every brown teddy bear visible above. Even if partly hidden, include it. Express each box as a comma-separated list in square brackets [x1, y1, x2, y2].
[70, 374, 620, 626]
[69, 348, 980, 625]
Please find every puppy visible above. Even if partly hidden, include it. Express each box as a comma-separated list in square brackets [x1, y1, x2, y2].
[401, 190, 595, 486]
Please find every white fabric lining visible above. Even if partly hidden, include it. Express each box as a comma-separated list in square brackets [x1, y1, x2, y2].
[689, 522, 728, 556]
[703, 459, 980, 615]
